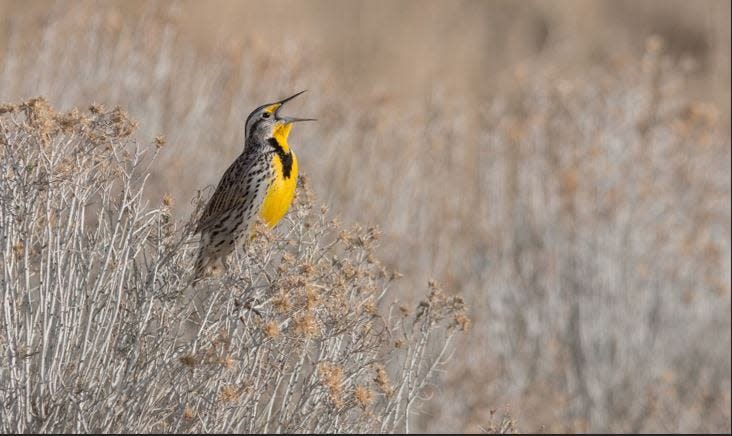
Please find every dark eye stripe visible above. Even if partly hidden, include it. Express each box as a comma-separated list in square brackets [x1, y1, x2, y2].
[244, 103, 273, 137]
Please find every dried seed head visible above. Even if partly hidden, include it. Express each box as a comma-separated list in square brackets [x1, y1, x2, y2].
[89, 103, 105, 114]
[293, 311, 319, 337]
[389, 270, 403, 281]
[453, 313, 471, 331]
[354, 385, 373, 410]
[367, 226, 381, 241]
[319, 362, 344, 408]
[263, 321, 280, 338]
[20, 97, 55, 144]
[219, 385, 239, 402]
[373, 364, 394, 397]
[110, 106, 137, 137]
[12, 241, 24, 258]
[56, 108, 85, 132]
[363, 297, 377, 316]
[272, 291, 292, 314]
[162, 193, 174, 207]
[366, 252, 377, 264]
[182, 405, 195, 421]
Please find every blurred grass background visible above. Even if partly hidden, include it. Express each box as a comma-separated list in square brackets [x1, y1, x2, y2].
[1, 0, 730, 432]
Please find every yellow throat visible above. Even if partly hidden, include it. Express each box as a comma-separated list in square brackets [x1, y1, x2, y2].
[259, 122, 298, 227]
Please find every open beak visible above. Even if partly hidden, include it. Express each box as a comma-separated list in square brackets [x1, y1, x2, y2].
[274, 90, 316, 123]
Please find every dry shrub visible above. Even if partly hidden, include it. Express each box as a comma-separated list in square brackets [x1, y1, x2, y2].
[0, 99, 467, 433]
[425, 40, 731, 432]
[1, 3, 729, 433]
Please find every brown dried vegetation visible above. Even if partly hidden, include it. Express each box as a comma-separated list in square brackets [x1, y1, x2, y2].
[1, 1, 729, 432]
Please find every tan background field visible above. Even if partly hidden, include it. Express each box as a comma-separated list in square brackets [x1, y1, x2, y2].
[1, 0, 729, 432]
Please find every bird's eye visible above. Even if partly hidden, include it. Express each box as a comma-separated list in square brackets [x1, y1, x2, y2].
[262, 112, 271, 119]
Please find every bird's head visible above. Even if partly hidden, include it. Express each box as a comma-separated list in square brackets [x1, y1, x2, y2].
[244, 90, 315, 150]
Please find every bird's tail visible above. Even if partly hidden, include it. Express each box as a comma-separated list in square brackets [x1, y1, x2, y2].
[192, 251, 212, 287]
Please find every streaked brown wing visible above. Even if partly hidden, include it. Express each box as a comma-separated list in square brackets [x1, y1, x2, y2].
[195, 155, 254, 234]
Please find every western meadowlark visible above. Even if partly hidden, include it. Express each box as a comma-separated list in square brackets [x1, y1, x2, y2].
[193, 91, 314, 282]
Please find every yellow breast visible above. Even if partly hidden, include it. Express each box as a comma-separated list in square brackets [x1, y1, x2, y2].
[259, 151, 298, 227]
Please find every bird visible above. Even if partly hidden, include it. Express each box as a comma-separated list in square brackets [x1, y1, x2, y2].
[192, 91, 314, 282]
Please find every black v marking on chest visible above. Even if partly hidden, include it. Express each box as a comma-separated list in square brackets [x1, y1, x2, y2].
[268, 137, 293, 179]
